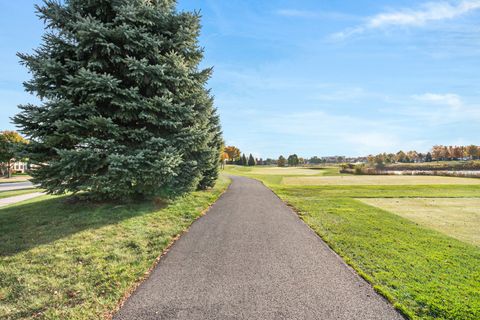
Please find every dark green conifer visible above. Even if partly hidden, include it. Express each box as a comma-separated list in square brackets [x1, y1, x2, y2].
[247, 153, 256, 166]
[14, 0, 222, 200]
[241, 154, 247, 166]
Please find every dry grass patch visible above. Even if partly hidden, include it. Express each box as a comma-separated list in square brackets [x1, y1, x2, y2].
[283, 175, 480, 186]
[359, 198, 480, 246]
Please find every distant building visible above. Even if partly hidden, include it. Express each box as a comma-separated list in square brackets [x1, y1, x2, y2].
[322, 156, 346, 163]
[12, 161, 30, 174]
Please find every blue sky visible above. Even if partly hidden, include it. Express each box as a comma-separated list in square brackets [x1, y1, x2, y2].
[1, 1, 480, 158]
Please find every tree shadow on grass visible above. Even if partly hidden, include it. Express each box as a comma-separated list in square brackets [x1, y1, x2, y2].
[0, 195, 167, 257]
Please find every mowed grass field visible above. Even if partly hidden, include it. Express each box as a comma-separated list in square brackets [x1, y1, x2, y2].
[360, 198, 480, 246]
[225, 165, 480, 319]
[0, 176, 230, 319]
[284, 175, 480, 185]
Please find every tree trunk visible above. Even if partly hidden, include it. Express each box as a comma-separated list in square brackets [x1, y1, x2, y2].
[7, 160, 11, 179]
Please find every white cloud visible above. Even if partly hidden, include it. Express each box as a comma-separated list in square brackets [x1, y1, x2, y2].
[247, 110, 410, 156]
[380, 92, 480, 128]
[369, 1, 480, 28]
[413, 93, 463, 109]
[343, 132, 402, 151]
[332, 0, 480, 39]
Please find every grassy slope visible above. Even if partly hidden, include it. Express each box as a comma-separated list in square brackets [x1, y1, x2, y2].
[0, 189, 39, 200]
[0, 176, 230, 319]
[226, 166, 480, 319]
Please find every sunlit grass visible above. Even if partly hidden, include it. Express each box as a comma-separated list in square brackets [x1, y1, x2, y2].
[283, 175, 480, 185]
[0, 176, 230, 319]
[225, 165, 328, 176]
[227, 166, 480, 319]
[358, 198, 480, 246]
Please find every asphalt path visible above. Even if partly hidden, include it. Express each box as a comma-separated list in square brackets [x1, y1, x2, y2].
[115, 176, 403, 320]
[0, 181, 34, 191]
[0, 192, 44, 208]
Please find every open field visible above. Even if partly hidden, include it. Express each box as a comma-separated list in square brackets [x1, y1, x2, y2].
[226, 165, 338, 176]
[359, 198, 480, 246]
[277, 184, 480, 198]
[284, 175, 480, 185]
[225, 165, 342, 185]
[0, 176, 230, 319]
[225, 165, 480, 319]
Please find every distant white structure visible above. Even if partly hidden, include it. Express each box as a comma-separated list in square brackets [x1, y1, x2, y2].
[12, 161, 29, 174]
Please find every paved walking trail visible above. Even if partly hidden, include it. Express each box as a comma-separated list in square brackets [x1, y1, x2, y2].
[115, 176, 402, 320]
[0, 192, 44, 208]
[0, 181, 34, 192]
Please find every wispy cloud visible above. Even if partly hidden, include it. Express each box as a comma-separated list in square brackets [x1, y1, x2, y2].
[413, 93, 463, 109]
[381, 92, 480, 127]
[240, 110, 414, 156]
[332, 0, 480, 39]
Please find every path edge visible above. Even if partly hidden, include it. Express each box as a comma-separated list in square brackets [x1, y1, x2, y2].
[248, 176, 410, 320]
[106, 177, 233, 320]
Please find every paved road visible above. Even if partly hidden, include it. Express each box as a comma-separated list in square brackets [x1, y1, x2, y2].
[0, 181, 34, 192]
[0, 192, 44, 208]
[115, 176, 403, 320]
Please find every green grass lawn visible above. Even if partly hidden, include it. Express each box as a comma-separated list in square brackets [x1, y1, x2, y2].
[0, 175, 230, 319]
[274, 184, 480, 198]
[225, 165, 343, 185]
[283, 175, 480, 185]
[0, 189, 40, 200]
[225, 165, 480, 319]
[359, 198, 480, 246]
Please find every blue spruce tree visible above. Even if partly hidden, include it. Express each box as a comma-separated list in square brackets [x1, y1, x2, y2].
[14, 0, 222, 200]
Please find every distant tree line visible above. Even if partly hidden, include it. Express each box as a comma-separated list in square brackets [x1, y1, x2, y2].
[308, 156, 346, 164]
[276, 154, 305, 167]
[223, 146, 258, 166]
[224, 143, 480, 171]
[223, 146, 309, 167]
[223, 146, 351, 168]
[431, 145, 479, 161]
[366, 145, 480, 168]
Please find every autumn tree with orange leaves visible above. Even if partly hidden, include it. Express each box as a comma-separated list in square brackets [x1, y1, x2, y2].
[224, 146, 241, 163]
[0, 131, 27, 178]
